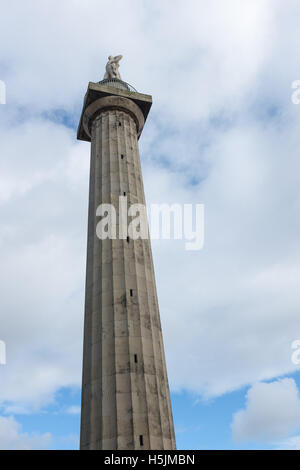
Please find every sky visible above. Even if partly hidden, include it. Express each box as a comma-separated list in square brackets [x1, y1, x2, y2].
[0, 0, 300, 450]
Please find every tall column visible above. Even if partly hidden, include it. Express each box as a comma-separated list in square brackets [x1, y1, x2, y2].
[78, 81, 176, 450]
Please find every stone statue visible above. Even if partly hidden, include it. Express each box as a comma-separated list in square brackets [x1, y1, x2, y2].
[104, 55, 122, 80]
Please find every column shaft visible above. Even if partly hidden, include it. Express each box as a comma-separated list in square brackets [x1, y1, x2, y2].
[80, 106, 176, 450]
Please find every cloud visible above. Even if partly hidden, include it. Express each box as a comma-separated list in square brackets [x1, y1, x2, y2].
[0, 416, 51, 450]
[66, 406, 80, 415]
[144, 113, 300, 398]
[276, 435, 300, 450]
[0, 117, 88, 412]
[231, 379, 300, 442]
[0, 0, 275, 119]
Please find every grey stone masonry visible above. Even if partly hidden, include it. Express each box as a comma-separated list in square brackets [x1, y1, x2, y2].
[78, 82, 176, 450]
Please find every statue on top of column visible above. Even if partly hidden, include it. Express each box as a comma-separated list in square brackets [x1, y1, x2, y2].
[104, 55, 122, 80]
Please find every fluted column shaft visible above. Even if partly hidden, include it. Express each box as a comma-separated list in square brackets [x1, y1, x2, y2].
[80, 97, 176, 450]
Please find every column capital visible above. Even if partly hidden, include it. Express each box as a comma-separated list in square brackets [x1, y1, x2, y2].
[82, 95, 145, 141]
[77, 81, 152, 142]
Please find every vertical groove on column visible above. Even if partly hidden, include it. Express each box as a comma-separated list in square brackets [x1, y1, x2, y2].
[122, 110, 136, 450]
[98, 114, 105, 449]
[90, 118, 102, 448]
[97, 116, 104, 448]
[100, 114, 108, 449]
[111, 110, 121, 449]
[108, 110, 117, 447]
[98, 114, 103, 448]
[80, 130, 96, 449]
[90, 131, 98, 449]
[127, 114, 151, 448]
[107, 111, 118, 449]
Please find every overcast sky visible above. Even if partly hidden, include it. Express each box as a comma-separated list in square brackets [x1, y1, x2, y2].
[0, 0, 300, 450]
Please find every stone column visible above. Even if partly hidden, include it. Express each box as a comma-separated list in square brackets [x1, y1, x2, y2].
[78, 82, 176, 450]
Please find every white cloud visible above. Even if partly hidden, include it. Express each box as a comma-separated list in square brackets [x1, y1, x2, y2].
[144, 114, 300, 398]
[0, 0, 275, 119]
[0, 118, 87, 412]
[231, 379, 300, 442]
[0, 416, 51, 450]
[276, 435, 300, 450]
[66, 406, 80, 415]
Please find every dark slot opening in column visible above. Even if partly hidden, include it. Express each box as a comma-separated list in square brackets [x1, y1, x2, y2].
[134, 354, 138, 363]
[139, 435, 143, 446]
[121, 154, 124, 159]
[119, 122, 122, 127]
[126, 236, 129, 243]
[123, 192, 126, 196]
[130, 289, 133, 297]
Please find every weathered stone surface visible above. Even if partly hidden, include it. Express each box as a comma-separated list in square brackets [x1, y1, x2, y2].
[79, 83, 176, 450]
